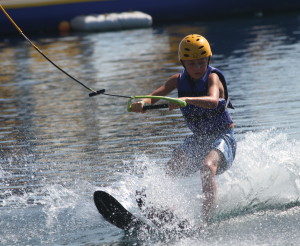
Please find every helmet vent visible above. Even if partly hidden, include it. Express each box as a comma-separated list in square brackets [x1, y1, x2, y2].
[198, 46, 204, 49]
[185, 48, 190, 51]
[184, 54, 189, 57]
[201, 51, 206, 55]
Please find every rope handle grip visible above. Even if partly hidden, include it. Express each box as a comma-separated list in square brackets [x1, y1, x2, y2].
[127, 96, 187, 112]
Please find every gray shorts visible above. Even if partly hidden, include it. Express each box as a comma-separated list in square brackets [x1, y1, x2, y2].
[169, 129, 236, 176]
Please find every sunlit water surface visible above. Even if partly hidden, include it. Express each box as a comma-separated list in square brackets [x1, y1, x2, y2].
[0, 12, 300, 246]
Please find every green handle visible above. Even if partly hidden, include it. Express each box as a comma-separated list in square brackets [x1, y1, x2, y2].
[127, 95, 187, 112]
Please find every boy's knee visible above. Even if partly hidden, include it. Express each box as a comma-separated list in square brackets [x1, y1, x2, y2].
[201, 161, 217, 176]
[165, 149, 188, 176]
[202, 151, 221, 176]
[165, 159, 183, 176]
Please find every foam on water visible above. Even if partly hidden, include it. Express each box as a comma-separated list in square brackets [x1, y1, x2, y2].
[119, 129, 299, 211]
[108, 128, 300, 244]
[217, 128, 300, 217]
[0, 179, 117, 245]
[1, 128, 299, 245]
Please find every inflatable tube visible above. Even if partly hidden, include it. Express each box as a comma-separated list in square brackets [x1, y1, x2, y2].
[70, 11, 152, 32]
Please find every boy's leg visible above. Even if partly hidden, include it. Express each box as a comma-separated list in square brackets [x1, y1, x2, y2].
[165, 134, 198, 177]
[165, 148, 189, 176]
[200, 149, 223, 223]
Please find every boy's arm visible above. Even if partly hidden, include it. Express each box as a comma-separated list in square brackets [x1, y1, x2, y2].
[147, 74, 179, 103]
[131, 74, 179, 113]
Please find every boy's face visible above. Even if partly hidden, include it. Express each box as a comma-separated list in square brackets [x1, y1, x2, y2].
[182, 57, 209, 80]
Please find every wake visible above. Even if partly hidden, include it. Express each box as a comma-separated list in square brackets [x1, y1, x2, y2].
[113, 128, 300, 232]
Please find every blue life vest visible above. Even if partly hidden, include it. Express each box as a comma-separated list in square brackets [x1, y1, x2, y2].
[178, 66, 233, 134]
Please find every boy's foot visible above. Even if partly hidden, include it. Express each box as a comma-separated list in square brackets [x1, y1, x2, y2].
[135, 188, 147, 209]
[135, 188, 190, 231]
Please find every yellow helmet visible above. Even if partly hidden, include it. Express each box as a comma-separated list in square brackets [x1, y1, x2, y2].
[178, 34, 212, 60]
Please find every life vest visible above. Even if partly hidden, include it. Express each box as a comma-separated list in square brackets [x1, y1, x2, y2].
[178, 66, 233, 134]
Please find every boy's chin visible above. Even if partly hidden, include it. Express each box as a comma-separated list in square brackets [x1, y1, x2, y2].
[191, 75, 202, 80]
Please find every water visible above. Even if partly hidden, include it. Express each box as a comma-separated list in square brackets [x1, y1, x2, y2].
[1, 12, 300, 245]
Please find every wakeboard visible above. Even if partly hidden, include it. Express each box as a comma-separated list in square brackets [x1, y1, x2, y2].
[94, 190, 152, 231]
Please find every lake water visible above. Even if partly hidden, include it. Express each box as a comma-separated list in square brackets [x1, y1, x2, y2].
[0, 11, 300, 246]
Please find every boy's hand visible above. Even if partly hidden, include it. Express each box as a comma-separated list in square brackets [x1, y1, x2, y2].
[130, 101, 145, 113]
[168, 99, 183, 110]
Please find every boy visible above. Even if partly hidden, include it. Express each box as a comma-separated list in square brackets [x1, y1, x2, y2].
[131, 34, 236, 224]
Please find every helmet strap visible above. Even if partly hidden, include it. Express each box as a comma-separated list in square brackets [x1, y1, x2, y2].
[180, 59, 185, 69]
